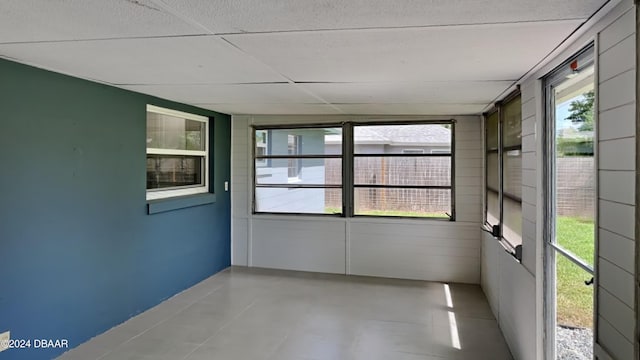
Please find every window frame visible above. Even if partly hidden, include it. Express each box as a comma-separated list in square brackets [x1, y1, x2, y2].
[251, 120, 456, 220]
[351, 121, 455, 220]
[252, 124, 344, 216]
[483, 90, 523, 260]
[146, 105, 210, 201]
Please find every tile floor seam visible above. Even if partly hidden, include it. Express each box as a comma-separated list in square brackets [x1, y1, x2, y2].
[177, 297, 261, 360]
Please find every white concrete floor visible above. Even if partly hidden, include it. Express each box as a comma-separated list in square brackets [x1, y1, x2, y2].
[57, 267, 513, 360]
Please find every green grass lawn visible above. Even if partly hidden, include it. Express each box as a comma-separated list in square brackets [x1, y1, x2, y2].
[556, 216, 594, 329]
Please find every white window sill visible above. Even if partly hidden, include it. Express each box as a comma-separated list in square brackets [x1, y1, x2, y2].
[146, 187, 208, 201]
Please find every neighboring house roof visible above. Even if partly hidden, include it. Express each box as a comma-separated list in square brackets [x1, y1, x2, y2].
[326, 124, 451, 146]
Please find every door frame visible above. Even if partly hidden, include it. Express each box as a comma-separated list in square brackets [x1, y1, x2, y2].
[542, 42, 599, 360]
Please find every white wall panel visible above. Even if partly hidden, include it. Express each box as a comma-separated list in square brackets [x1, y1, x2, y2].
[599, 170, 635, 205]
[482, 233, 536, 360]
[522, 169, 536, 188]
[350, 221, 480, 283]
[481, 234, 501, 318]
[599, 199, 635, 240]
[232, 218, 249, 266]
[522, 152, 536, 170]
[521, 98, 537, 122]
[598, 316, 634, 360]
[522, 134, 535, 153]
[595, 5, 637, 357]
[231, 116, 251, 267]
[598, 103, 636, 141]
[599, 35, 635, 82]
[598, 228, 635, 274]
[521, 117, 536, 137]
[598, 288, 635, 342]
[598, 258, 635, 308]
[599, 8, 635, 52]
[599, 70, 635, 111]
[599, 137, 635, 171]
[251, 218, 346, 274]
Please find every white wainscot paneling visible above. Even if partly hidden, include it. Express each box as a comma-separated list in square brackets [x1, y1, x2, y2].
[350, 221, 480, 283]
[232, 218, 249, 266]
[598, 287, 634, 342]
[251, 217, 346, 274]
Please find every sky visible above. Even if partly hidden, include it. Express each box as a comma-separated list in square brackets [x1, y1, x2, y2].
[556, 93, 588, 131]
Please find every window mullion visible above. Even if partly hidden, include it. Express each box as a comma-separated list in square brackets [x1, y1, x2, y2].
[450, 120, 456, 221]
[498, 103, 504, 235]
[343, 123, 354, 218]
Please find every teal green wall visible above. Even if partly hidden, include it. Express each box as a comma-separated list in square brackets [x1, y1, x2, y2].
[0, 58, 231, 359]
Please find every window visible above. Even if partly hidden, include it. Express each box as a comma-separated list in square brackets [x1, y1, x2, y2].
[353, 123, 453, 219]
[253, 121, 455, 219]
[484, 92, 522, 258]
[253, 126, 342, 214]
[146, 105, 209, 200]
[485, 111, 499, 226]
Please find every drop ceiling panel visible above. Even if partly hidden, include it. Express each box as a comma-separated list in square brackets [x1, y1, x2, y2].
[299, 81, 514, 104]
[0, 36, 286, 85]
[122, 83, 324, 104]
[335, 103, 486, 115]
[159, 0, 604, 33]
[224, 21, 583, 83]
[0, 0, 204, 43]
[196, 103, 343, 115]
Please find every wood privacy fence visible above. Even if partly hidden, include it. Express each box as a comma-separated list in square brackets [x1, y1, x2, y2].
[556, 157, 595, 219]
[325, 156, 594, 218]
[325, 157, 451, 213]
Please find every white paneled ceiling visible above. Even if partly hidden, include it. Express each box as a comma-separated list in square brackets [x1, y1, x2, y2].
[0, 0, 205, 43]
[224, 21, 582, 83]
[157, 0, 604, 34]
[0, 36, 286, 84]
[0, 0, 609, 115]
[121, 83, 324, 104]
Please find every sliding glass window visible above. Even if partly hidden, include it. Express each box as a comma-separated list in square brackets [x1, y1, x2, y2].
[253, 126, 342, 215]
[501, 96, 522, 247]
[485, 111, 500, 226]
[483, 92, 523, 256]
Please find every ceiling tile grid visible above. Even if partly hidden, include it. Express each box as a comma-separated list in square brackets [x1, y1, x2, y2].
[155, 0, 604, 34]
[0, 0, 205, 43]
[0, 0, 609, 115]
[0, 36, 288, 85]
[223, 21, 584, 83]
[122, 83, 325, 104]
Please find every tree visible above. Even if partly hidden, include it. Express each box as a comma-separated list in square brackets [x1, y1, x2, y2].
[565, 90, 594, 131]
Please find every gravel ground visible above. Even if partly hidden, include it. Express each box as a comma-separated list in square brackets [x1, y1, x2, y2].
[557, 326, 593, 360]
